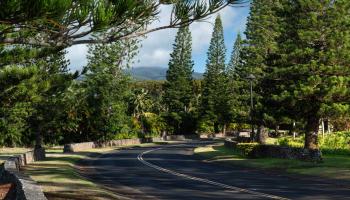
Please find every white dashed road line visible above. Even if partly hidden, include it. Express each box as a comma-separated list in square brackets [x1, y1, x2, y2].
[137, 145, 290, 200]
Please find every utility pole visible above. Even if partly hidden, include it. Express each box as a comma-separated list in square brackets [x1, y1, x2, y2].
[247, 74, 256, 140]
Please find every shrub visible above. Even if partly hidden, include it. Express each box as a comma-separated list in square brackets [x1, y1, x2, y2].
[236, 143, 259, 157]
[276, 136, 304, 148]
[197, 120, 214, 134]
[275, 132, 350, 155]
[141, 112, 166, 136]
[320, 131, 350, 155]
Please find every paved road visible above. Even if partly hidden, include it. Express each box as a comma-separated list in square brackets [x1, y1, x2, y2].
[80, 141, 350, 200]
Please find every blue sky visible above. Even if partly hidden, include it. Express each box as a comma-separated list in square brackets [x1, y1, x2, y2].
[66, 3, 250, 73]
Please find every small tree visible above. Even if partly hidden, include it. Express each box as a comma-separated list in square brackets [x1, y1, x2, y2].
[82, 36, 139, 141]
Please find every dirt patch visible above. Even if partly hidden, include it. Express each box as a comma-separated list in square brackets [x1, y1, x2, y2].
[0, 183, 15, 200]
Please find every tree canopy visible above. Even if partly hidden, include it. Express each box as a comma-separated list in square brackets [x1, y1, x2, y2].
[0, 0, 244, 48]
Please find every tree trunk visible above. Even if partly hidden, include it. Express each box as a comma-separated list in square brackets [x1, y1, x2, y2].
[214, 122, 219, 133]
[275, 125, 279, 136]
[321, 118, 325, 138]
[257, 125, 268, 144]
[305, 117, 320, 150]
[222, 124, 227, 137]
[35, 127, 42, 149]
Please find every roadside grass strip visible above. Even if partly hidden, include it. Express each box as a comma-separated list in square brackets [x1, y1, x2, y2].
[24, 147, 130, 200]
[195, 144, 350, 184]
[23, 143, 170, 200]
[137, 145, 290, 200]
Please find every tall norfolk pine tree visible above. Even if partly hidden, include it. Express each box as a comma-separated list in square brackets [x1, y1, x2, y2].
[226, 33, 249, 124]
[264, 0, 350, 150]
[227, 33, 243, 74]
[164, 25, 194, 134]
[239, 0, 282, 142]
[201, 15, 230, 134]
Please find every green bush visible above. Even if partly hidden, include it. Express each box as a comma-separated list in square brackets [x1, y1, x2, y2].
[236, 143, 259, 157]
[277, 137, 304, 148]
[320, 132, 350, 155]
[276, 132, 350, 155]
[114, 132, 140, 140]
[197, 120, 214, 134]
[141, 112, 166, 136]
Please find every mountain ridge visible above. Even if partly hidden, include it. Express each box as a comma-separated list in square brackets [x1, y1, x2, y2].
[126, 66, 203, 80]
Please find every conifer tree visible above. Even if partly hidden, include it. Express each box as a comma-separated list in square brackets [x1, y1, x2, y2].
[226, 33, 247, 125]
[240, 0, 282, 142]
[164, 25, 194, 134]
[81, 37, 139, 141]
[201, 15, 229, 134]
[227, 33, 243, 74]
[266, 0, 350, 150]
[0, 49, 74, 147]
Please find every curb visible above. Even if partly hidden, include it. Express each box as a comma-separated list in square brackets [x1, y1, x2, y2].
[0, 148, 47, 200]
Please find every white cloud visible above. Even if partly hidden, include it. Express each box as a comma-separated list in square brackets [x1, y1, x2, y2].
[67, 4, 249, 71]
[134, 5, 248, 68]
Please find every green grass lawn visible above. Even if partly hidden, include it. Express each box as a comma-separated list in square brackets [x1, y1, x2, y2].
[195, 144, 350, 182]
[24, 143, 166, 200]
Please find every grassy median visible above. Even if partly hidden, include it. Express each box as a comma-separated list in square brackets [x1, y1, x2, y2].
[195, 144, 350, 182]
[24, 147, 125, 200]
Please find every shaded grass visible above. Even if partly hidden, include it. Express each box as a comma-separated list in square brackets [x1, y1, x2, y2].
[24, 143, 167, 200]
[195, 144, 350, 182]
[24, 147, 124, 200]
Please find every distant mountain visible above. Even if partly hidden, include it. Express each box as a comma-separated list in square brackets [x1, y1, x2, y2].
[126, 67, 203, 80]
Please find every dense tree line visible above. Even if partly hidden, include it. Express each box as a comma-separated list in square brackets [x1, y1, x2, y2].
[241, 0, 350, 150]
[160, 0, 350, 152]
[1, 0, 350, 154]
[0, 0, 241, 147]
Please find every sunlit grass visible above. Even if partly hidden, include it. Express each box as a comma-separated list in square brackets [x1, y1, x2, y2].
[195, 144, 350, 182]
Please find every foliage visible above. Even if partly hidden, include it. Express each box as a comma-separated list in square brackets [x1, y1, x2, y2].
[76, 37, 138, 142]
[164, 25, 195, 134]
[235, 143, 259, 157]
[266, 0, 350, 150]
[0, 50, 74, 147]
[197, 119, 214, 134]
[201, 15, 230, 133]
[277, 137, 304, 148]
[276, 133, 350, 155]
[130, 81, 166, 114]
[242, 0, 283, 134]
[141, 112, 166, 136]
[0, 0, 243, 49]
[330, 116, 350, 132]
[226, 33, 250, 124]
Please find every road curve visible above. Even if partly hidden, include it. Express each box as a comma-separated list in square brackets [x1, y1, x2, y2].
[79, 141, 350, 200]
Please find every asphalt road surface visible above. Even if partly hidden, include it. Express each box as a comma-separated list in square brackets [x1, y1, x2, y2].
[80, 141, 350, 200]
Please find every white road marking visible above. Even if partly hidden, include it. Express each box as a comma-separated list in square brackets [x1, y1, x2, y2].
[137, 145, 290, 200]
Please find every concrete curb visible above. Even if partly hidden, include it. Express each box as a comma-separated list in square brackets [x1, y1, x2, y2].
[0, 148, 47, 200]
